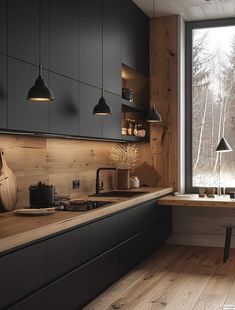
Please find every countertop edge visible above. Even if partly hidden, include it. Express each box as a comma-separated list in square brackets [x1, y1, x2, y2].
[0, 187, 173, 255]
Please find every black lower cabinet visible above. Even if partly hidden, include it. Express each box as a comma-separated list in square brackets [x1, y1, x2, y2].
[8, 290, 46, 310]
[118, 217, 170, 275]
[2, 201, 172, 310]
[46, 225, 90, 283]
[90, 213, 119, 258]
[119, 200, 171, 242]
[0, 242, 46, 310]
[46, 248, 119, 310]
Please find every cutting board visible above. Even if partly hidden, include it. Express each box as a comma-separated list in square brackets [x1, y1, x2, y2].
[0, 149, 17, 211]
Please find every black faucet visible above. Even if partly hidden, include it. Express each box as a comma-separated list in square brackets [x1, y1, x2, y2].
[96, 167, 117, 194]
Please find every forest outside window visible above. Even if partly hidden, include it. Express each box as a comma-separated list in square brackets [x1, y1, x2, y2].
[186, 19, 235, 191]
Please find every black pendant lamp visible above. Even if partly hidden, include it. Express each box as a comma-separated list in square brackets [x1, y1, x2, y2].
[93, 0, 112, 115]
[147, 0, 161, 123]
[216, 137, 232, 152]
[27, 0, 54, 102]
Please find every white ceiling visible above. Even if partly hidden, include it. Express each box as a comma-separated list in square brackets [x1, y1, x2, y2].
[133, 0, 235, 21]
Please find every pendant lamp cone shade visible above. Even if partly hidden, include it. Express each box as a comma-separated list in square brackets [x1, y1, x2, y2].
[216, 137, 232, 152]
[146, 107, 162, 123]
[93, 96, 112, 115]
[27, 65, 54, 102]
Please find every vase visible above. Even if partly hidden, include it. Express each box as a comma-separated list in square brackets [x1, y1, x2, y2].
[117, 169, 130, 190]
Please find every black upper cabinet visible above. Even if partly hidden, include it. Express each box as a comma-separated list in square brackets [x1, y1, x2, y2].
[8, 59, 49, 132]
[103, 0, 121, 95]
[0, 54, 7, 129]
[49, 73, 78, 136]
[0, 0, 7, 54]
[102, 92, 122, 140]
[48, 0, 79, 79]
[79, 0, 102, 88]
[121, 0, 149, 76]
[78, 83, 102, 138]
[8, 0, 39, 65]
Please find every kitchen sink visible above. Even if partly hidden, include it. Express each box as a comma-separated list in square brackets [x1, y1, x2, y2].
[90, 190, 149, 198]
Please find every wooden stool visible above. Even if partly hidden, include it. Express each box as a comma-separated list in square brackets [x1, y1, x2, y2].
[223, 225, 235, 263]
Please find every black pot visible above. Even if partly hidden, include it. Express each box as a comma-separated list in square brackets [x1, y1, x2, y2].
[29, 183, 55, 208]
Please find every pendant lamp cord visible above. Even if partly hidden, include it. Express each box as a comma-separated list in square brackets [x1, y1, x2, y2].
[39, 0, 42, 76]
[101, 0, 104, 97]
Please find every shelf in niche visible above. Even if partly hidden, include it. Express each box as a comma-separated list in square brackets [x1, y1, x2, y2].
[122, 99, 148, 113]
[121, 135, 149, 142]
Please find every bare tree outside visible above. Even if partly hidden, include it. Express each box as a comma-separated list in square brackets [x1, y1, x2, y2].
[192, 26, 235, 188]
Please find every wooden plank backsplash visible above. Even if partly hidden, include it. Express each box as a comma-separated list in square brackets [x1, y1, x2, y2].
[0, 134, 117, 208]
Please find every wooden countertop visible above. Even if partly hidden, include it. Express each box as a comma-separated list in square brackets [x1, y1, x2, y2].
[158, 194, 235, 208]
[0, 187, 173, 255]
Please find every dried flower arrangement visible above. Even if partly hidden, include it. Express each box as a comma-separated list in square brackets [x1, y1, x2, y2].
[110, 144, 138, 169]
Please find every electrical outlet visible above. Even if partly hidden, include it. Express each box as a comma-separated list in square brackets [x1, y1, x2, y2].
[72, 179, 80, 189]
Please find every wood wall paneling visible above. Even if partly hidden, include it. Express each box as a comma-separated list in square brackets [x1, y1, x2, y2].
[167, 206, 235, 248]
[141, 16, 180, 191]
[0, 134, 117, 209]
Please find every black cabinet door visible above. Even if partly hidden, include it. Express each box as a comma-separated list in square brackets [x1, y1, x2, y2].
[121, 0, 138, 71]
[135, 9, 149, 76]
[103, 0, 121, 95]
[119, 217, 171, 275]
[79, 0, 102, 88]
[102, 92, 122, 140]
[8, 289, 46, 310]
[90, 214, 119, 258]
[46, 225, 90, 283]
[78, 83, 102, 138]
[0, 0, 7, 54]
[88, 247, 119, 301]
[121, 0, 149, 76]
[8, 59, 49, 132]
[119, 201, 171, 242]
[8, 0, 39, 65]
[46, 248, 119, 310]
[0, 54, 7, 129]
[0, 242, 46, 310]
[49, 0, 79, 79]
[49, 73, 79, 136]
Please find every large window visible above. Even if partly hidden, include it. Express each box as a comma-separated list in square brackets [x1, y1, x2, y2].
[186, 19, 235, 191]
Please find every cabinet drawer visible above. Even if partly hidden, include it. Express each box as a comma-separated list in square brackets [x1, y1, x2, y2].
[90, 214, 119, 257]
[0, 242, 46, 310]
[8, 289, 46, 310]
[119, 216, 172, 274]
[119, 200, 171, 241]
[46, 248, 119, 310]
[46, 225, 90, 283]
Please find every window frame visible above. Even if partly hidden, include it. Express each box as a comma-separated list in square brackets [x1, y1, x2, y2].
[185, 18, 235, 193]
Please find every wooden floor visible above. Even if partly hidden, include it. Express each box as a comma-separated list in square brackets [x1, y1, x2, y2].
[84, 245, 235, 310]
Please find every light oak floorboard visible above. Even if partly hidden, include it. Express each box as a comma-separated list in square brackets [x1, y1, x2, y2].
[84, 245, 235, 310]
